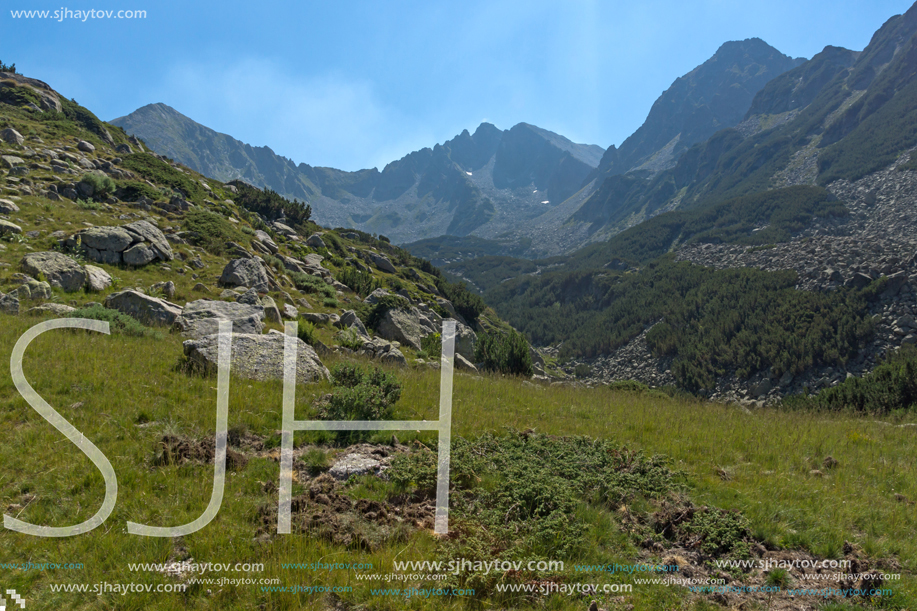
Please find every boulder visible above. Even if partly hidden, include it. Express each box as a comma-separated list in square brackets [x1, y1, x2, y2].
[79, 226, 134, 252]
[20, 252, 87, 292]
[104, 290, 182, 326]
[123, 220, 173, 261]
[845, 272, 873, 289]
[253, 230, 278, 254]
[0, 219, 22, 235]
[455, 353, 478, 373]
[282, 304, 298, 320]
[882, 271, 908, 297]
[83, 265, 112, 292]
[301, 312, 339, 325]
[364, 288, 394, 305]
[261, 295, 282, 323]
[123, 243, 158, 266]
[12, 279, 52, 300]
[306, 233, 326, 248]
[377, 308, 422, 351]
[77, 140, 95, 153]
[64, 221, 173, 266]
[182, 332, 329, 384]
[27, 303, 76, 316]
[175, 299, 265, 339]
[339, 309, 369, 337]
[0, 293, 19, 315]
[379, 348, 408, 366]
[454, 321, 477, 361]
[220, 258, 269, 293]
[368, 252, 397, 274]
[150, 280, 176, 300]
[435, 298, 466, 324]
[236, 288, 262, 306]
[0, 198, 19, 214]
[328, 454, 384, 480]
[0, 155, 25, 169]
[0, 128, 24, 146]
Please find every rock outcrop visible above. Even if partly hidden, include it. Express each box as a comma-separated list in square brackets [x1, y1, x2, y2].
[174, 299, 265, 339]
[104, 290, 183, 326]
[63, 220, 173, 266]
[182, 331, 329, 384]
[20, 252, 87, 292]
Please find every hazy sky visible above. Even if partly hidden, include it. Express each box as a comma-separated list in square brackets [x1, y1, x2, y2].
[4, 0, 914, 171]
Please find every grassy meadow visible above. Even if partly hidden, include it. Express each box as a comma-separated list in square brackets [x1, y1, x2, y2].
[0, 314, 914, 610]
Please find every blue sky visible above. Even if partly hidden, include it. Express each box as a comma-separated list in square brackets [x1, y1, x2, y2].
[4, 0, 914, 171]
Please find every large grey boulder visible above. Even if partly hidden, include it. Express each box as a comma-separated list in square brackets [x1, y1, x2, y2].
[63, 220, 173, 266]
[454, 322, 477, 361]
[364, 288, 397, 305]
[175, 299, 265, 339]
[123, 220, 173, 261]
[20, 252, 87, 292]
[306, 233, 325, 248]
[339, 310, 369, 338]
[84, 265, 112, 292]
[455, 354, 478, 373]
[11, 280, 52, 301]
[123, 243, 158, 266]
[77, 140, 95, 153]
[0, 155, 24, 169]
[253, 230, 278, 254]
[377, 308, 422, 351]
[183, 331, 329, 384]
[80, 226, 134, 253]
[219, 258, 269, 293]
[0, 219, 22, 235]
[0, 199, 19, 214]
[368, 252, 397, 274]
[0, 128, 24, 146]
[0, 293, 19, 315]
[27, 303, 76, 316]
[261, 295, 282, 323]
[104, 290, 183, 326]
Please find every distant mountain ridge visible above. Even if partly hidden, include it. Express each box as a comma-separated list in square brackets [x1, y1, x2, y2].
[112, 107, 604, 243]
[114, 37, 807, 259]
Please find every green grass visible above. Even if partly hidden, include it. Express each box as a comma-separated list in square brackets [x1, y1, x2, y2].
[0, 314, 913, 610]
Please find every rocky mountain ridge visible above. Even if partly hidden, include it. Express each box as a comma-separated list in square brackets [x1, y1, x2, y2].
[112, 107, 604, 245]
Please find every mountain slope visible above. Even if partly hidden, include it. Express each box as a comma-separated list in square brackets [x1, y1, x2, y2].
[591, 38, 805, 180]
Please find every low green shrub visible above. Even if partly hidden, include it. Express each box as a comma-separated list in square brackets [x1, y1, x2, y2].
[67, 304, 161, 339]
[337, 266, 380, 298]
[315, 363, 403, 421]
[474, 328, 533, 376]
[296, 320, 317, 346]
[183, 207, 245, 255]
[289, 272, 335, 298]
[80, 173, 116, 200]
